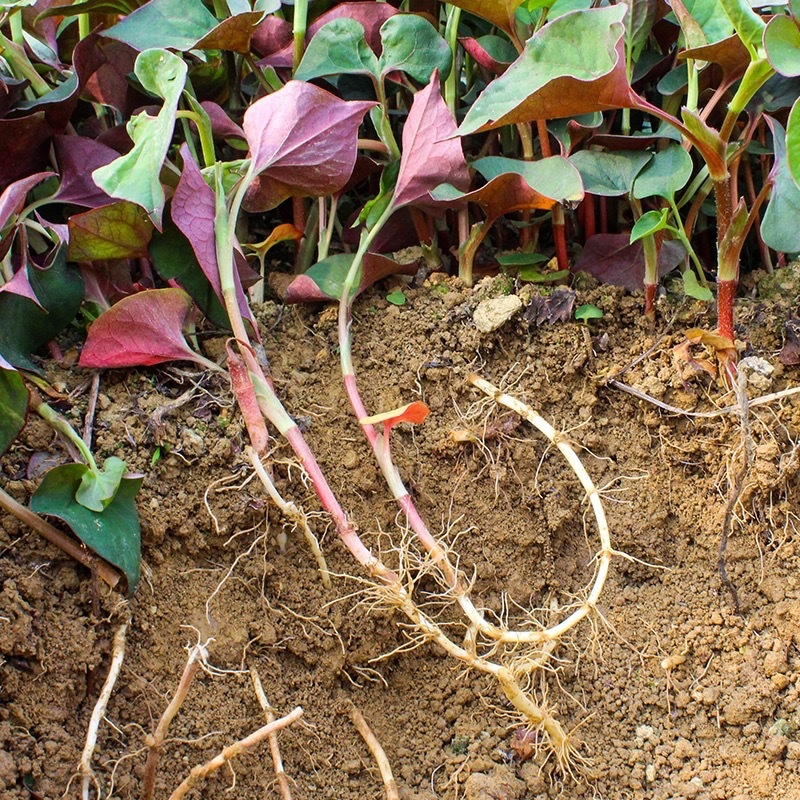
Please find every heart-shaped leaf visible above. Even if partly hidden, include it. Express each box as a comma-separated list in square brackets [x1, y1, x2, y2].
[79, 287, 206, 368]
[632, 143, 694, 200]
[294, 18, 379, 83]
[53, 136, 118, 207]
[102, 0, 216, 51]
[284, 253, 412, 303]
[242, 81, 375, 212]
[68, 200, 154, 261]
[630, 209, 670, 243]
[378, 15, 451, 83]
[92, 49, 187, 227]
[765, 15, 800, 78]
[31, 465, 142, 594]
[393, 71, 469, 209]
[458, 6, 637, 136]
[0, 357, 28, 457]
[569, 150, 652, 196]
[573, 234, 686, 290]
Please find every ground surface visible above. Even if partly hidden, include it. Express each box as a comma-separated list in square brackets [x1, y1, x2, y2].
[3, 270, 800, 800]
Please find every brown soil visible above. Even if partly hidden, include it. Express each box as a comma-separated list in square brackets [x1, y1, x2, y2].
[3, 273, 800, 800]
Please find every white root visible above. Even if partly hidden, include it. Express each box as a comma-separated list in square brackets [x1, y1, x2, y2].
[250, 666, 294, 800]
[345, 701, 400, 800]
[69, 617, 129, 800]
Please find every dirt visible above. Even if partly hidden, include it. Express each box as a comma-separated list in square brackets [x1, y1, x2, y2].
[3, 271, 800, 800]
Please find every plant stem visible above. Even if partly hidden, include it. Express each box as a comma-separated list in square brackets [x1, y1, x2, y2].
[444, 5, 461, 116]
[33, 395, 99, 472]
[0, 486, 121, 589]
[175, 110, 215, 168]
[292, 0, 308, 73]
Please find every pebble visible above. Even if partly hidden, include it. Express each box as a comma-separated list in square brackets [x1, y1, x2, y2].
[472, 295, 523, 333]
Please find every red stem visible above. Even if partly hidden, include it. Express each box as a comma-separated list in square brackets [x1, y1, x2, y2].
[717, 280, 736, 344]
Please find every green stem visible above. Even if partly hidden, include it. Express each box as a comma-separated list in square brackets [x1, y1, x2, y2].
[0, 31, 51, 96]
[10, 10, 24, 45]
[292, 0, 309, 73]
[34, 398, 98, 472]
[686, 59, 698, 112]
[78, 12, 91, 40]
[176, 110, 216, 168]
[444, 5, 462, 116]
[666, 196, 708, 287]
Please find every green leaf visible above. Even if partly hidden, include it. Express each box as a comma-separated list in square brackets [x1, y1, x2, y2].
[0, 360, 28, 457]
[303, 254, 361, 300]
[762, 117, 800, 252]
[679, 0, 734, 44]
[681, 108, 727, 181]
[385, 289, 407, 306]
[68, 201, 154, 261]
[496, 252, 550, 267]
[717, 0, 765, 57]
[0, 247, 84, 372]
[765, 15, 800, 78]
[519, 267, 570, 282]
[575, 303, 603, 321]
[682, 269, 713, 300]
[786, 96, 800, 190]
[569, 150, 652, 196]
[475, 156, 585, 205]
[630, 209, 670, 243]
[102, 0, 218, 51]
[31, 466, 142, 595]
[378, 15, 451, 83]
[457, 6, 635, 136]
[76, 456, 128, 513]
[294, 18, 379, 82]
[632, 144, 693, 200]
[92, 49, 187, 226]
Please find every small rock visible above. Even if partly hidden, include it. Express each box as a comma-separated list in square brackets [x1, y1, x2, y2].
[473, 295, 523, 333]
[464, 766, 525, 800]
[765, 735, 789, 761]
[739, 356, 774, 391]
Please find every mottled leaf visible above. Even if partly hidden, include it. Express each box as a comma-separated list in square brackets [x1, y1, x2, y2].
[523, 287, 577, 326]
[68, 201, 154, 261]
[31, 466, 142, 594]
[92, 49, 187, 227]
[79, 287, 205, 368]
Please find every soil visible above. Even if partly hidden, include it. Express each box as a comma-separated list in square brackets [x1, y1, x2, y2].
[3, 269, 800, 800]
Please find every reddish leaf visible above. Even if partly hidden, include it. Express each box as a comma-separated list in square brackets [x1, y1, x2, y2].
[251, 14, 292, 58]
[83, 39, 142, 117]
[459, 37, 512, 75]
[195, 11, 264, 53]
[523, 288, 577, 326]
[0, 113, 52, 193]
[679, 35, 750, 87]
[780, 319, 800, 366]
[573, 234, 685, 291]
[79, 287, 204, 368]
[242, 82, 375, 212]
[446, 0, 521, 36]
[393, 71, 469, 209]
[54, 135, 117, 207]
[360, 401, 430, 433]
[259, 1, 396, 68]
[0, 171, 54, 231]
[200, 101, 245, 143]
[0, 267, 44, 307]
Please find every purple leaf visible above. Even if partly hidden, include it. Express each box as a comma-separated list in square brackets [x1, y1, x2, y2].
[0, 266, 44, 307]
[242, 81, 375, 212]
[54, 136, 117, 207]
[0, 171, 55, 231]
[393, 71, 469, 209]
[172, 144, 257, 334]
[251, 14, 292, 59]
[573, 234, 685, 291]
[79, 287, 206, 368]
[0, 113, 52, 193]
[200, 101, 245, 144]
